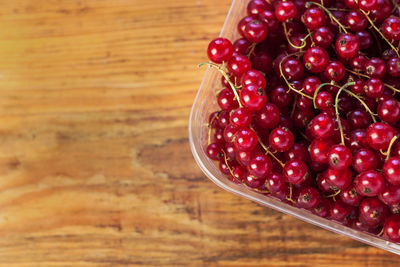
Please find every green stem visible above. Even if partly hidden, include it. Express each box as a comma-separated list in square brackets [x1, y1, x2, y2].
[199, 62, 243, 108]
[385, 136, 398, 161]
[307, 2, 348, 33]
[313, 82, 334, 109]
[343, 89, 377, 123]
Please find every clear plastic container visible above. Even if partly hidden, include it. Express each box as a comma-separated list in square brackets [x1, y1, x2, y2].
[189, 0, 400, 255]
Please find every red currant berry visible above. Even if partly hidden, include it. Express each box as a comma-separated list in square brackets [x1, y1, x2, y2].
[384, 215, 400, 242]
[335, 33, 360, 59]
[326, 167, 352, 190]
[328, 144, 352, 171]
[254, 103, 280, 129]
[233, 38, 252, 55]
[244, 173, 267, 188]
[243, 20, 269, 43]
[230, 108, 252, 128]
[358, 0, 378, 11]
[303, 76, 321, 95]
[223, 123, 240, 143]
[302, 7, 326, 30]
[378, 98, 400, 123]
[241, 69, 266, 89]
[324, 60, 345, 81]
[238, 16, 255, 37]
[217, 88, 239, 111]
[349, 129, 368, 152]
[240, 84, 267, 111]
[274, 1, 297, 22]
[258, 10, 280, 33]
[382, 16, 400, 41]
[297, 187, 321, 209]
[269, 127, 294, 152]
[315, 91, 333, 111]
[356, 30, 373, 50]
[227, 54, 252, 77]
[309, 113, 335, 139]
[247, 153, 272, 178]
[354, 170, 385, 197]
[207, 38, 234, 64]
[330, 200, 352, 222]
[352, 148, 378, 173]
[270, 85, 294, 108]
[284, 143, 308, 161]
[345, 11, 368, 31]
[313, 198, 331, 218]
[309, 138, 334, 164]
[303, 46, 329, 73]
[365, 58, 386, 78]
[379, 186, 400, 206]
[266, 172, 289, 200]
[359, 197, 387, 227]
[206, 142, 223, 160]
[311, 26, 333, 48]
[284, 159, 309, 185]
[364, 78, 384, 98]
[350, 54, 367, 72]
[282, 57, 304, 80]
[366, 122, 395, 150]
[347, 109, 371, 130]
[340, 186, 363, 206]
[247, 0, 272, 16]
[383, 157, 400, 186]
[234, 128, 258, 152]
[387, 57, 400, 77]
[251, 51, 273, 74]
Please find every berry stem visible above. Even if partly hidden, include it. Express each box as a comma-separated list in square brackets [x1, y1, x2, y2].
[385, 135, 398, 161]
[199, 62, 243, 107]
[343, 89, 377, 123]
[313, 82, 334, 109]
[346, 68, 400, 94]
[247, 43, 257, 58]
[208, 112, 221, 145]
[360, 10, 400, 58]
[306, 2, 348, 33]
[279, 53, 313, 99]
[283, 22, 310, 49]
[335, 82, 356, 145]
[326, 189, 341, 198]
[286, 184, 296, 204]
[256, 132, 285, 167]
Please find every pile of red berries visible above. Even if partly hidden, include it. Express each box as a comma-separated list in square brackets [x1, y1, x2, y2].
[202, 0, 400, 242]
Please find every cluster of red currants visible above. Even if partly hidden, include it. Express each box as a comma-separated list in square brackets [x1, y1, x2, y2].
[202, 0, 400, 242]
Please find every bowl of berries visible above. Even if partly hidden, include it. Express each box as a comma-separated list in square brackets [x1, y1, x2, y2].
[189, 0, 400, 254]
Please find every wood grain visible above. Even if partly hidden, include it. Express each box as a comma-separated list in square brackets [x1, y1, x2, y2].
[0, 0, 399, 266]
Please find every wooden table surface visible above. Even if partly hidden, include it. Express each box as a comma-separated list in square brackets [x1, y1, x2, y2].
[0, 0, 399, 266]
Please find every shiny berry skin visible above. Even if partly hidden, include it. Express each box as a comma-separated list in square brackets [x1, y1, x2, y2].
[379, 186, 400, 205]
[251, 51, 273, 75]
[324, 60, 345, 81]
[243, 20, 269, 43]
[366, 122, 395, 150]
[345, 0, 358, 9]
[274, 1, 297, 22]
[349, 129, 368, 152]
[311, 26, 333, 48]
[384, 215, 400, 242]
[359, 197, 387, 227]
[358, 0, 378, 11]
[313, 198, 331, 218]
[383, 157, 400, 186]
[347, 109, 371, 130]
[247, 0, 271, 16]
[287, 33, 311, 53]
[354, 170, 385, 197]
[254, 103, 280, 129]
[269, 127, 294, 152]
[330, 200, 352, 222]
[244, 173, 267, 188]
[293, 108, 314, 128]
[248, 153, 272, 178]
[356, 30, 373, 50]
[364, 78, 384, 98]
[225, 142, 236, 159]
[382, 16, 400, 41]
[258, 10, 280, 33]
[233, 38, 252, 55]
[352, 148, 378, 173]
[303, 46, 329, 73]
[297, 187, 321, 209]
[230, 165, 246, 183]
[238, 16, 255, 37]
[315, 91, 333, 111]
[223, 124, 240, 143]
[345, 11, 367, 31]
[266, 172, 289, 200]
[350, 54, 367, 72]
[309, 113, 334, 139]
[207, 38, 234, 64]
[217, 88, 238, 111]
[284, 143, 308, 161]
[230, 108, 252, 128]
[328, 145, 352, 171]
[302, 7, 326, 30]
[335, 33, 360, 59]
[282, 57, 304, 80]
[365, 58, 386, 78]
[309, 138, 334, 164]
[387, 57, 400, 77]
[303, 76, 321, 95]
[206, 143, 223, 160]
[283, 159, 309, 185]
[378, 98, 400, 123]
[326, 168, 352, 190]
[296, 95, 312, 110]
[270, 85, 293, 108]
[241, 69, 266, 89]
[234, 128, 258, 152]
[217, 110, 230, 128]
[340, 187, 363, 206]
[227, 54, 252, 77]
[240, 84, 267, 111]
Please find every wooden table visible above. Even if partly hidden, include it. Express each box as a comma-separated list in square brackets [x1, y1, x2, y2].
[0, 0, 399, 266]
